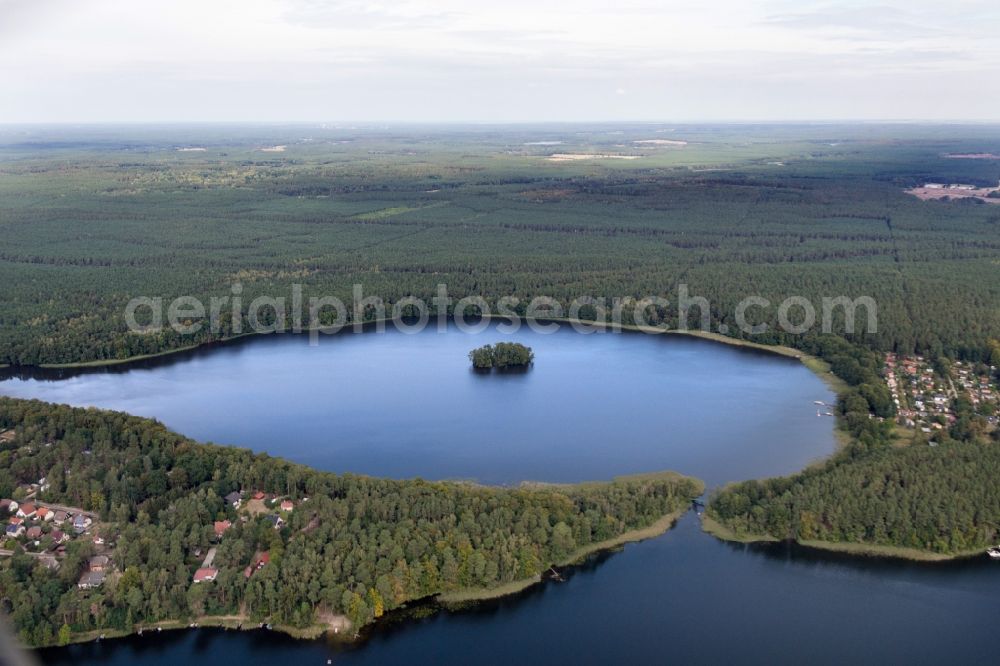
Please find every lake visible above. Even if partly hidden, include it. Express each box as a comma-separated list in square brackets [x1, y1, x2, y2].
[3, 323, 999, 665]
[0, 323, 835, 487]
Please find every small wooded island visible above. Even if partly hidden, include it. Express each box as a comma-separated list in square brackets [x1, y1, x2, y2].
[469, 342, 534, 369]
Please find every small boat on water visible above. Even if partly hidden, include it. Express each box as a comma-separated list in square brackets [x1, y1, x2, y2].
[813, 400, 825, 406]
[988, 547, 1000, 559]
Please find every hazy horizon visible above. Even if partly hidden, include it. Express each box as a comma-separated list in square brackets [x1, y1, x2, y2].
[3, 0, 999, 124]
[3, 120, 1000, 127]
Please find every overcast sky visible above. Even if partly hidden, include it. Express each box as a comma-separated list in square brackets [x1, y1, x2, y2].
[2, 0, 999, 123]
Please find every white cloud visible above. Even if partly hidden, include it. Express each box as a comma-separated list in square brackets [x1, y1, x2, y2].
[0, 0, 997, 121]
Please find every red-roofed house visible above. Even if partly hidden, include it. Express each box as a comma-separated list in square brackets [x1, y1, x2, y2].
[193, 567, 218, 583]
[280, 500, 294, 512]
[36, 507, 52, 522]
[26, 526, 42, 540]
[214, 520, 232, 539]
[16, 503, 36, 519]
[252, 491, 265, 500]
[243, 551, 270, 578]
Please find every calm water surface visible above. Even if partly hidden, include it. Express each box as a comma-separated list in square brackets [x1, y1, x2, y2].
[4, 324, 998, 665]
[0, 324, 835, 487]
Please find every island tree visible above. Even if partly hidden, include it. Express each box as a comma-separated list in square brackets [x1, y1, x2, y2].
[469, 342, 534, 369]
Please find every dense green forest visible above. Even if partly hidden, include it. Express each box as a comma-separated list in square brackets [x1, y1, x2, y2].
[0, 397, 702, 647]
[469, 342, 534, 369]
[1, 124, 1000, 366]
[707, 328, 1000, 554]
[706, 441, 1000, 555]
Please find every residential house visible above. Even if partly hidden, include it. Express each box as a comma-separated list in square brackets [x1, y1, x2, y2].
[26, 526, 42, 540]
[193, 567, 218, 583]
[213, 520, 232, 539]
[280, 500, 294, 512]
[78, 570, 106, 589]
[251, 491, 265, 501]
[52, 510, 68, 525]
[224, 491, 242, 508]
[50, 530, 68, 544]
[88, 555, 110, 572]
[265, 514, 284, 530]
[73, 514, 92, 534]
[36, 507, 52, 522]
[243, 551, 270, 579]
[17, 503, 36, 519]
[5, 523, 24, 538]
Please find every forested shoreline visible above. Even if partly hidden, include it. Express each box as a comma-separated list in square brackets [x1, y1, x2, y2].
[0, 397, 703, 647]
[705, 338, 1000, 556]
[706, 441, 1000, 557]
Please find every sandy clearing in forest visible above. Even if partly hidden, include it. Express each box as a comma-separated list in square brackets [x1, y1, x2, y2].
[906, 183, 1000, 204]
[316, 610, 351, 634]
[633, 139, 688, 146]
[243, 498, 269, 515]
[546, 153, 641, 161]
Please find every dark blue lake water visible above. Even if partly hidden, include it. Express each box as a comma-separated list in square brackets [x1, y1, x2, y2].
[3, 324, 998, 665]
[0, 324, 835, 487]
